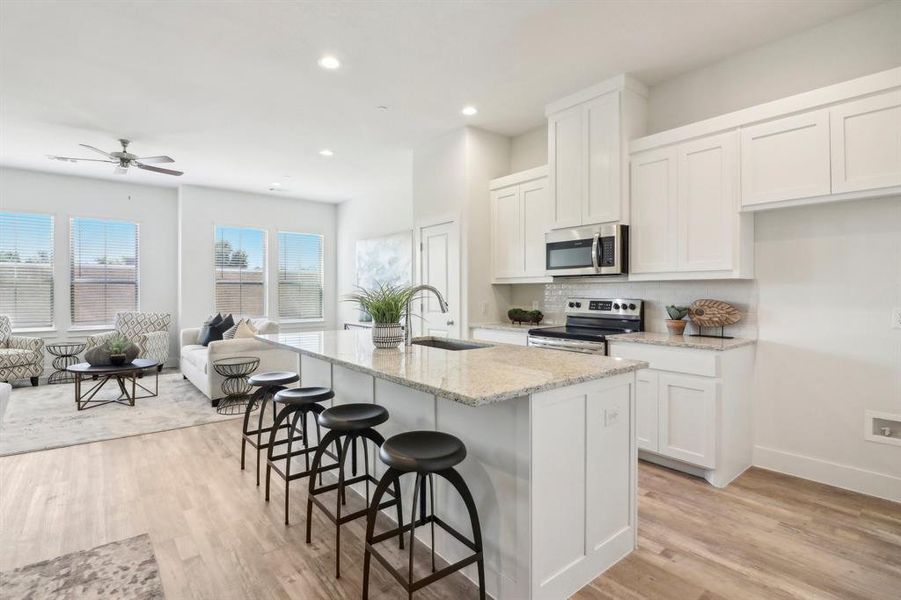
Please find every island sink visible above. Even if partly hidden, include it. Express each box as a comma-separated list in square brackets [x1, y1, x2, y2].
[411, 337, 492, 351]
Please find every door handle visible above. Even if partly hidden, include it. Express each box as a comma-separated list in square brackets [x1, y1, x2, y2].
[591, 233, 600, 270]
[446, 319, 455, 326]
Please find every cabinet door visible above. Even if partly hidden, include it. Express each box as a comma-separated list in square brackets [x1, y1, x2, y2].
[658, 373, 717, 469]
[740, 109, 831, 206]
[584, 91, 621, 225]
[677, 132, 738, 272]
[635, 369, 659, 452]
[630, 147, 677, 273]
[831, 90, 901, 194]
[491, 186, 523, 279]
[521, 177, 552, 277]
[548, 105, 584, 229]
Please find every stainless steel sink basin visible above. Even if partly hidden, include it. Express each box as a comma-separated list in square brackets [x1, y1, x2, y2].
[411, 337, 493, 351]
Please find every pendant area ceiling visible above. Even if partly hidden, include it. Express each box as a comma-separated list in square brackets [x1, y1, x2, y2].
[0, 0, 877, 202]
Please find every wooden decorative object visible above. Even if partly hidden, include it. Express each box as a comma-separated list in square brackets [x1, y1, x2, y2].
[688, 299, 742, 328]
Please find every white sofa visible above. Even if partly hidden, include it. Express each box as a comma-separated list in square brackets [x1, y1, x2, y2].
[180, 318, 298, 404]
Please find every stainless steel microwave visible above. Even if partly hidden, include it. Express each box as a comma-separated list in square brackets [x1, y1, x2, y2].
[545, 224, 628, 277]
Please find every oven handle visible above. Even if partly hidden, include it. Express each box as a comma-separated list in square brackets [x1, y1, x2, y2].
[591, 233, 600, 270]
[528, 335, 607, 355]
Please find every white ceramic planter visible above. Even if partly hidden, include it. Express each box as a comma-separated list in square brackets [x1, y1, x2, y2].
[371, 323, 404, 348]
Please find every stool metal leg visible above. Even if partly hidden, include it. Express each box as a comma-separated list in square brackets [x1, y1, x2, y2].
[334, 433, 354, 578]
[283, 409, 304, 524]
[407, 472, 422, 598]
[440, 467, 486, 600]
[428, 472, 436, 573]
[265, 404, 294, 501]
[363, 466, 402, 600]
[240, 386, 265, 471]
[306, 429, 340, 544]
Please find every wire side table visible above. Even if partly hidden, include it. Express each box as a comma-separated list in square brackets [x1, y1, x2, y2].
[212, 357, 260, 415]
[46, 342, 86, 384]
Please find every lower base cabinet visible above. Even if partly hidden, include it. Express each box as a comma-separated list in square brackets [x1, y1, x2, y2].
[609, 341, 754, 488]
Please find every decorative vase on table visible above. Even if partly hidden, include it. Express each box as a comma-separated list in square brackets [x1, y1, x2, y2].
[371, 323, 404, 349]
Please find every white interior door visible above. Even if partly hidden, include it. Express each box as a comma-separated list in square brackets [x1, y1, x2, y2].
[417, 218, 460, 338]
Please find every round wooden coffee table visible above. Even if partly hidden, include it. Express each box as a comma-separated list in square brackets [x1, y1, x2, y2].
[67, 359, 160, 410]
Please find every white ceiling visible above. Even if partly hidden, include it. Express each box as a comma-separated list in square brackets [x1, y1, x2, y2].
[0, 0, 877, 203]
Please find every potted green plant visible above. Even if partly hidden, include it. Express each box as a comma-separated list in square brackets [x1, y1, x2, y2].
[107, 335, 131, 366]
[665, 305, 690, 336]
[346, 284, 414, 349]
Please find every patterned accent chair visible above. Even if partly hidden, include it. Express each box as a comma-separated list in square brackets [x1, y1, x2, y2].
[86, 312, 171, 371]
[0, 315, 44, 386]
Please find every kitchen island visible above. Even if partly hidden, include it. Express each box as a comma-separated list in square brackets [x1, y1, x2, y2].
[258, 329, 647, 599]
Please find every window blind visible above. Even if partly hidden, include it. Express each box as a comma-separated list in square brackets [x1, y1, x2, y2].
[215, 226, 266, 316]
[278, 232, 324, 320]
[0, 211, 54, 329]
[70, 217, 139, 327]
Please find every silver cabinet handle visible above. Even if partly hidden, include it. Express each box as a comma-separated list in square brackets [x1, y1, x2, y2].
[591, 233, 600, 270]
[446, 319, 455, 326]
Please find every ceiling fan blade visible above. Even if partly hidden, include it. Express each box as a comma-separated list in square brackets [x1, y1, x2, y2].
[135, 155, 174, 164]
[79, 144, 114, 158]
[47, 155, 115, 163]
[136, 163, 183, 176]
[114, 166, 128, 175]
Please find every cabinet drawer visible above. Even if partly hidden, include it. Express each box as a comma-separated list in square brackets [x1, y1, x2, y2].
[608, 342, 719, 377]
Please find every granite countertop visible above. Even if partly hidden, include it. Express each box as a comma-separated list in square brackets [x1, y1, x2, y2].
[468, 321, 559, 333]
[607, 332, 756, 351]
[258, 329, 647, 407]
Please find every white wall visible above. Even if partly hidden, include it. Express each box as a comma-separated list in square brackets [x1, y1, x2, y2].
[647, 1, 901, 133]
[178, 185, 337, 333]
[335, 176, 413, 326]
[510, 124, 548, 172]
[0, 167, 180, 365]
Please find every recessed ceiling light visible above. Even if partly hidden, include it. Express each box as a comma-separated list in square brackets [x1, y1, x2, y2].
[461, 105, 478, 116]
[318, 55, 341, 70]
[377, 105, 389, 111]
[319, 149, 334, 157]
[270, 182, 281, 187]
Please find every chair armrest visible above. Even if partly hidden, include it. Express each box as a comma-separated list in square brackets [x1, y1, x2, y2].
[8, 334, 44, 353]
[207, 338, 271, 358]
[86, 330, 116, 350]
[180, 327, 201, 348]
[134, 330, 169, 358]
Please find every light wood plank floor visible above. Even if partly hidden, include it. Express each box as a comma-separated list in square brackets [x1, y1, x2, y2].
[1, 419, 899, 599]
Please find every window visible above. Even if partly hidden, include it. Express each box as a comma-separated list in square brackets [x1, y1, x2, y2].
[0, 211, 54, 329]
[215, 226, 266, 316]
[70, 217, 139, 327]
[278, 232, 324, 321]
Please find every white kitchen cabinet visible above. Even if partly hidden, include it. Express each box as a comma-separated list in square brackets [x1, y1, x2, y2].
[608, 340, 755, 488]
[635, 369, 659, 452]
[546, 75, 647, 230]
[657, 373, 717, 469]
[469, 327, 529, 346]
[489, 166, 552, 283]
[630, 146, 678, 274]
[740, 110, 832, 207]
[830, 89, 901, 194]
[630, 131, 752, 280]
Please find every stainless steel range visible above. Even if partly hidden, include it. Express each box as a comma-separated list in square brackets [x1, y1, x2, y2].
[527, 298, 644, 355]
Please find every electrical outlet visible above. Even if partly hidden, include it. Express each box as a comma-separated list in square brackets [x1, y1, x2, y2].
[604, 407, 620, 427]
[891, 307, 901, 329]
[480, 301, 488, 316]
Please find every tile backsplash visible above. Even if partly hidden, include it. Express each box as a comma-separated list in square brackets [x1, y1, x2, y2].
[511, 279, 758, 338]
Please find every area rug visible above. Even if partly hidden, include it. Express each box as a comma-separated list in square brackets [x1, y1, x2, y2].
[0, 534, 164, 599]
[0, 372, 239, 456]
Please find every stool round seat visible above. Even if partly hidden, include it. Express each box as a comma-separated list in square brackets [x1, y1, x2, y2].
[318, 403, 388, 431]
[274, 387, 334, 405]
[379, 431, 466, 473]
[248, 371, 299, 387]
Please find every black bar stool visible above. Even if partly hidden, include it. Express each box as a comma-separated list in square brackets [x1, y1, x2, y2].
[363, 431, 485, 600]
[241, 371, 299, 485]
[264, 386, 337, 524]
[306, 403, 404, 578]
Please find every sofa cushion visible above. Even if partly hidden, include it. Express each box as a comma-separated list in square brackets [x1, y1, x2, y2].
[199, 314, 233, 346]
[0, 348, 41, 368]
[181, 344, 209, 374]
[234, 320, 258, 339]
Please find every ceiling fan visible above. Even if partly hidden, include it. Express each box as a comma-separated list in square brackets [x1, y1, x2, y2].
[47, 138, 183, 176]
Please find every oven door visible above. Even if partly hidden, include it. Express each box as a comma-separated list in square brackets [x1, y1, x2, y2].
[527, 334, 607, 355]
[545, 224, 626, 276]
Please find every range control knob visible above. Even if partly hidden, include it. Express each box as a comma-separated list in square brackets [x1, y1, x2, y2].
[568, 302, 575, 308]
[613, 303, 621, 310]
[575, 302, 582, 308]
[629, 303, 637, 310]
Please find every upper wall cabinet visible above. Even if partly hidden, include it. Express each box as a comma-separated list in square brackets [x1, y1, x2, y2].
[490, 166, 553, 284]
[740, 110, 831, 207]
[546, 75, 647, 230]
[830, 89, 901, 194]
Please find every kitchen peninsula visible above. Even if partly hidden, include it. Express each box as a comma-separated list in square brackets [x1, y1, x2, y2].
[259, 329, 647, 599]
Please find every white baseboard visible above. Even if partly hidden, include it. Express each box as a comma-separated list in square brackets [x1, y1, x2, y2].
[753, 445, 901, 503]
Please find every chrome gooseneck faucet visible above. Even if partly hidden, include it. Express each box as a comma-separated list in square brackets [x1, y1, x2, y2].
[405, 284, 449, 346]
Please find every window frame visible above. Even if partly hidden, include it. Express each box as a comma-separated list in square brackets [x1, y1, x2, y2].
[276, 230, 325, 323]
[69, 216, 141, 329]
[0, 210, 56, 332]
[212, 224, 268, 318]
